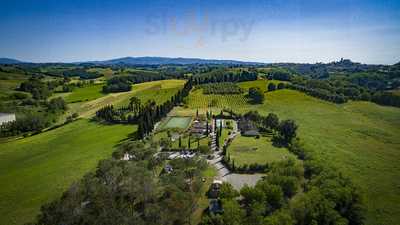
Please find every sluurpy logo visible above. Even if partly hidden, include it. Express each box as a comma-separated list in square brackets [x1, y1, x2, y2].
[145, 8, 255, 47]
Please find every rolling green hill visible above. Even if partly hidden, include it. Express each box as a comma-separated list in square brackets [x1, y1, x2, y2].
[0, 119, 136, 225]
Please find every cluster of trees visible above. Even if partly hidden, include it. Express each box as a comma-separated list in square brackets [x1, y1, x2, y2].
[18, 77, 52, 100]
[33, 140, 209, 225]
[288, 83, 348, 104]
[95, 105, 127, 123]
[95, 96, 147, 124]
[248, 87, 264, 104]
[371, 91, 400, 107]
[267, 82, 286, 92]
[200, 82, 243, 95]
[60, 79, 96, 93]
[102, 76, 132, 93]
[62, 69, 103, 79]
[46, 97, 67, 112]
[265, 68, 293, 81]
[203, 142, 365, 225]
[0, 113, 51, 137]
[193, 69, 257, 85]
[289, 76, 400, 107]
[0, 97, 68, 137]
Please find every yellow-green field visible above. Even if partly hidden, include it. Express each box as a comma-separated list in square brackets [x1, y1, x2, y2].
[180, 80, 400, 225]
[0, 119, 136, 225]
[64, 84, 105, 103]
[67, 79, 185, 118]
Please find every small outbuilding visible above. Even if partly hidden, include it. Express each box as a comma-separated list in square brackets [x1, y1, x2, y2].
[237, 119, 259, 136]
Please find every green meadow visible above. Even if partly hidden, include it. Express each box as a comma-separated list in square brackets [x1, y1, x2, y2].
[0, 119, 136, 225]
[227, 135, 296, 166]
[64, 84, 105, 103]
[181, 80, 400, 225]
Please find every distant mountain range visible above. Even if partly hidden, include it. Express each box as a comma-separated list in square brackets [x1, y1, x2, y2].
[0, 56, 264, 65]
[81, 57, 264, 65]
[0, 58, 23, 64]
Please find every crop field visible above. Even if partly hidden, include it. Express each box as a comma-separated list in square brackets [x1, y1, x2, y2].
[188, 89, 248, 110]
[64, 84, 105, 103]
[183, 80, 400, 225]
[227, 135, 296, 166]
[0, 119, 136, 225]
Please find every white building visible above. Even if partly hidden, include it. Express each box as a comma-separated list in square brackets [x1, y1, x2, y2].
[0, 113, 16, 125]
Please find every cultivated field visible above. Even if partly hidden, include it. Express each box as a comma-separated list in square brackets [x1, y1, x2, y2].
[0, 119, 136, 225]
[181, 80, 400, 225]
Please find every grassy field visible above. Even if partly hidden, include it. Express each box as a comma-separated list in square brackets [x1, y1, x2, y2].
[116, 79, 185, 106]
[0, 119, 136, 225]
[64, 84, 105, 103]
[227, 135, 296, 166]
[179, 80, 400, 225]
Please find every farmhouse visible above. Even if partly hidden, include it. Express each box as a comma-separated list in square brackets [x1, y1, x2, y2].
[237, 119, 259, 136]
[0, 113, 16, 125]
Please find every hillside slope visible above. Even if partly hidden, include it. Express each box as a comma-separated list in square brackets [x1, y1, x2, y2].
[0, 120, 136, 225]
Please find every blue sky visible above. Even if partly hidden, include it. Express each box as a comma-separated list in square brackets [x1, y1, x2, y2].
[0, 0, 399, 64]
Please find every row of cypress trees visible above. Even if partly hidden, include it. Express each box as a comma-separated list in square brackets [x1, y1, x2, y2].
[137, 79, 193, 138]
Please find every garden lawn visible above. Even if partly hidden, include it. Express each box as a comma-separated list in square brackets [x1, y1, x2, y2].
[227, 135, 296, 166]
[64, 84, 105, 103]
[0, 119, 136, 225]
